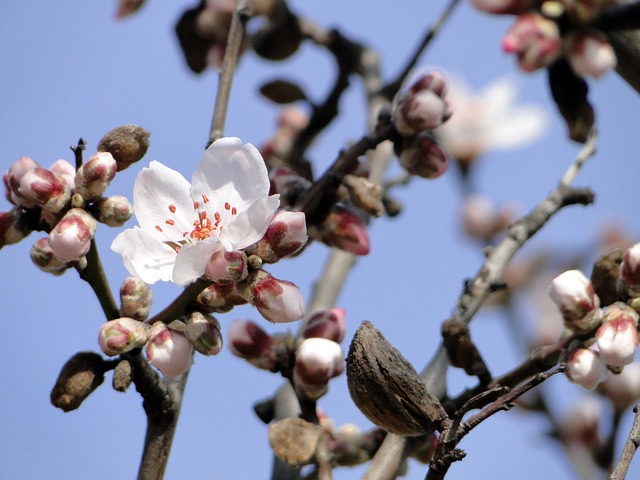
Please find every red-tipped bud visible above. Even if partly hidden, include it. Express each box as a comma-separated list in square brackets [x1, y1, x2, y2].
[549, 270, 600, 329]
[565, 348, 608, 390]
[240, 269, 305, 323]
[5, 156, 39, 206]
[48, 208, 97, 261]
[294, 337, 344, 399]
[194, 282, 247, 313]
[186, 311, 223, 356]
[398, 134, 449, 179]
[228, 318, 276, 370]
[49, 159, 76, 192]
[75, 152, 117, 200]
[249, 210, 308, 263]
[392, 72, 451, 136]
[317, 206, 370, 256]
[620, 243, 640, 286]
[567, 32, 616, 79]
[596, 303, 639, 366]
[205, 249, 248, 284]
[94, 195, 133, 227]
[0, 208, 30, 248]
[302, 308, 347, 343]
[30, 237, 70, 275]
[119, 276, 153, 321]
[146, 322, 193, 378]
[98, 317, 150, 356]
[19, 167, 71, 212]
[469, 0, 533, 14]
[502, 15, 561, 72]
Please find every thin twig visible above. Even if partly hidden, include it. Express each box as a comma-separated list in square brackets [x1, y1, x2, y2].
[208, 0, 251, 146]
[610, 405, 640, 480]
[78, 238, 119, 320]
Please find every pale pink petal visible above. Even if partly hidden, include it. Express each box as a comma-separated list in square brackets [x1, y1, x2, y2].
[172, 238, 224, 286]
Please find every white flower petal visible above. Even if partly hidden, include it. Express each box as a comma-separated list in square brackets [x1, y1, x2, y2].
[221, 194, 280, 250]
[134, 161, 195, 240]
[192, 138, 271, 212]
[111, 227, 177, 284]
[486, 105, 548, 150]
[172, 238, 224, 286]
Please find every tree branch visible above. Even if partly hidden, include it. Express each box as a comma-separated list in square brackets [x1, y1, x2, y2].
[609, 405, 640, 480]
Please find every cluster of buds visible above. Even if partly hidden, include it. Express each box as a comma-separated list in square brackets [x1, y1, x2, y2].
[293, 308, 347, 400]
[391, 72, 452, 180]
[469, 0, 617, 79]
[309, 206, 370, 256]
[2, 125, 148, 270]
[549, 269, 601, 333]
[228, 318, 279, 371]
[244, 210, 308, 263]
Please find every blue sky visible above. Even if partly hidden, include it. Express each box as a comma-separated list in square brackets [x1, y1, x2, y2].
[1, 1, 640, 479]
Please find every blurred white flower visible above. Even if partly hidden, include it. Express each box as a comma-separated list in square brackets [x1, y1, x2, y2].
[111, 137, 280, 285]
[434, 75, 548, 163]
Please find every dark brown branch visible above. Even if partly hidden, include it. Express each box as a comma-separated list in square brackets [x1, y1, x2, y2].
[146, 278, 212, 325]
[70, 137, 87, 170]
[78, 239, 119, 320]
[610, 405, 640, 480]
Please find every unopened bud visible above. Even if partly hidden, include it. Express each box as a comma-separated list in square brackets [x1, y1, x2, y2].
[599, 363, 640, 412]
[567, 32, 616, 79]
[316, 206, 370, 256]
[565, 348, 608, 389]
[94, 195, 133, 226]
[120, 276, 153, 320]
[302, 307, 346, 343]
[49, 159, 76, 192]
[30, 237, 70, 275]
[0, 208, 30, 248]
[470, 0, 532, 14]
[48, 208, 97, 261]
[205, 248, 248, 284]
[97, 124, 151, 171]
[269, 167, 311, 207]
[5, 156, 39, 206]
[549, 269, 600, 330]
[194, 282, 247, 313]
[98, 317, 150, 356]
[19, 167, 71, 212]
[248, 210, 308, 263]
[502, 14, 561, 72]
[595, 303, 639, 366]
[75, 152, 117, 201]
[146, 322, 194, 378]
[397, 134, 449, 179]
[392, 72, 451, 136]
[50, 351, 106, 412]
[620, 243, 640, 287]
[239, 269, 305, 323]
[294, 337, 344, 399]
[186, 311, 223, 356]
[228, 318, 276, 370]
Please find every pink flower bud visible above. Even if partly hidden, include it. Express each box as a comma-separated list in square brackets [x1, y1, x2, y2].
[567, 32, 616, 79]
[75, 152, 117, 201]
[185, 311, 223, 356]
[502, 15, 561, 72]
[0, 208, 30, 248]
[19, 167, 71, 212]
[49, 159, 77, 192]
[30, 237, 70, 275]
[398, 134, 449, 179]
[6, 156, 39, 206]
[392, 72, 451, 136]
[205, 248, 248, 284]
[294, 337, 344, 399]
[620, 243, 640, 286]
[120, 276, 153, 321]
[228, 318, 276, 370]
[599, 363, 640, 412]
[596, 304, 639, 366]
[470, 0, 532, 14]
[565, 348, 608, 390]
[98, 317, 149, 356]
[317, 206, 370, 256]
[302, 308, 346, 343]
[94, 195, 133, 227]
[249, 210, 308, 263]
[549, 270, 599, 325]
[195, 282, 247, 313]
[48, 208, 97, 261]
[146, 322, 193, 378]
[240, 269, 305, 323]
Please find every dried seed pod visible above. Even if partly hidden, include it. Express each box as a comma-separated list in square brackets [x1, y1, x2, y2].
[347, 321, 450, 436]
[590, 247, 623, 306]
[97, 124, 150, 171]
[112, 359, 133, 392]
[268, 418, 323, 466]
[50, 351, 106, 412]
